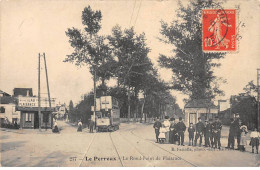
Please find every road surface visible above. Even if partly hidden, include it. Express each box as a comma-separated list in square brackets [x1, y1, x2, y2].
[0, 121, 259, 167]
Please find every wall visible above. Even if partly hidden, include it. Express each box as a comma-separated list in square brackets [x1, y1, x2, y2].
[0, 103, 20, 124]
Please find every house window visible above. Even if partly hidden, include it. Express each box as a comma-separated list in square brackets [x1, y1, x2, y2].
[0, 107, 5, 113]
[189, 113, 197, 125]
[25, 113, 32, 122]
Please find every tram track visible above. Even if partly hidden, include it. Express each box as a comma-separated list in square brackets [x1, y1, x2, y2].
[78, 133, 97, 167]
[130, 130, 198, 167]
[108, 132, 124, 167]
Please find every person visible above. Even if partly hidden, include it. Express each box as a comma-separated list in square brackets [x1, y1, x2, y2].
[176, 117, 186, 146]
[153, 118, 162, 143]
[212, 116, 222, 149]
[163, 116, 171, 143]
[194, 117, 205, 147]
[204, 120, 211, 147]
[188, 123, 195, 146]
[226, 118, 236, 149]
[169, 118, 176, 144]
[89, 119, 95, 133]
[209, 119, 214, 147]
[14, 121, 18, 129]
[234, 113, 241, 150]
[250, 127, 260, 154]
[158, 124, 167, 144]
[239, 124, 248, 152]
[77, 120, 83, 132]
[52, 120, 59, 133]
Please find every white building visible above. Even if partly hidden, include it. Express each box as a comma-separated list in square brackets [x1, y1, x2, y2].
[0, 103, 20, 125]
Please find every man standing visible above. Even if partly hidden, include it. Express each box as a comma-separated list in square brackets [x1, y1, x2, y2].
[176, 117, 186, 146]
[169, 118, 176, 144]
[194, 117, 205, 147]
[209, 119, 214, 147]
[153, 118, 162, 143]
[234, 113, 241, 150]
[89, 119, 95, 133]
[204, 120, 211, 147]
[226, 118, 235, 149]
[212, 116, 222, 149]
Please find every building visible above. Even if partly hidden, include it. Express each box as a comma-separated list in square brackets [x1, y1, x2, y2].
[184, 99, 218, 126]
[0, 90, 11, 97]
[55, 103, 68, 120]
[0, 90, 20, 126]
[17, 96, 56, 129]
[13, 88, 33, 97]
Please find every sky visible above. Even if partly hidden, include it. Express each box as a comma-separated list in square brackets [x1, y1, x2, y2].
[0, 0, 260, 108]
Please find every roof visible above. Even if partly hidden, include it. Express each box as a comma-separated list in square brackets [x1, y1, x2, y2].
[184, 99, 218, 109]
[0, 90, 11, 96]
[13, 88, 33, 97]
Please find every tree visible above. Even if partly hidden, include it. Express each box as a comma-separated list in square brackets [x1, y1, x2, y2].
[108, 25, 152, 121]
[158, 0, 226, 100]
[68, 100, 74, 122]
[243, 80, 257, 97]
[64, 6, 114, 93]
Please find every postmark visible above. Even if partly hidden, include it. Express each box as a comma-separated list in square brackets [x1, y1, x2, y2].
[202, 9, 237, 52]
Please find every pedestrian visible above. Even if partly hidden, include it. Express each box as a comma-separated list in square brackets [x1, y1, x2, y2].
[77, 119, 83, 132]
[250, 127, 260, 154]
[188, 123, 195, 146]
[158, 124, 167, 144]
[212, 116, 222, 149]
[153, 118, 162, 143]
[176, 117, 186, 146]
[204, 120, 211, 147]
[234, 113, 241, 150]
[194, 117, 205, 147]
[163, 116, 171, 143]
[89, 119, 95, 133]
[52, 120, 59, 133]
[169, 118, 176, 144]
[209, 118, 214, 147]
[14, 121, 18, 129]
[226, 118, 236, 149]
[239, 124, 248, 152]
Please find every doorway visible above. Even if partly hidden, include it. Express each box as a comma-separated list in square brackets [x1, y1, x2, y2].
[34, 113, 39, 129]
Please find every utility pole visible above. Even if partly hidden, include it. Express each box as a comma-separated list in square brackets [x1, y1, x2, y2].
[43, 53, 52, 130]
[257, 68, 260, 131]
[38, 53, 41, 131]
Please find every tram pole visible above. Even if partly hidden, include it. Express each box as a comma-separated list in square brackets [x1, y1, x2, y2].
[38, 53, 41, 131]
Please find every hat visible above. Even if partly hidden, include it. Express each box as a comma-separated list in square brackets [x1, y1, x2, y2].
[215, 116, 219, 119]
[198, 117, 201, 120]
[165, 116, 169, 119]
[179, 117, 182, 120]
[205, 120, 208, 122]
[209, 118, 213, 121]
[170, 118, 175, 121]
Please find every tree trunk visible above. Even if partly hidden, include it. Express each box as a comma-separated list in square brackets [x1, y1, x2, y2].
[127, 86, 131, 122]
[141, 93, 146, 123]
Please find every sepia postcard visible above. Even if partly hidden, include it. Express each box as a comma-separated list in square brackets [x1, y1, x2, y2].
[0, 0, 260, 167]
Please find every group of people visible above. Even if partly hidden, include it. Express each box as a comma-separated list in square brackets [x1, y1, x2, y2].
[77, 119, 95, 133]
[153, 116, 186, 145]
[153, 114, 260, 154]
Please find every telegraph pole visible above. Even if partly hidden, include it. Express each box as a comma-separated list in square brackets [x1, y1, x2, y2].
[257, 68, 260, 131]
[38, 53, 41, 131]
[43, 53, 52, 130]
[93, 67, 97, 126]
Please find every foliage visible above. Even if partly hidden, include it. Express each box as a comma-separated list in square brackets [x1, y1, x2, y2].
[158, 0, 226, 100]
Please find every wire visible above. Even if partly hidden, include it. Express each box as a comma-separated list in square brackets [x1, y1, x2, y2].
[129, 0, 137, 27]
[133, 0, 142, 28]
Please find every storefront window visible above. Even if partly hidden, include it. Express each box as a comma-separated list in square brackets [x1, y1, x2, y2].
[25, 113, 32, 122]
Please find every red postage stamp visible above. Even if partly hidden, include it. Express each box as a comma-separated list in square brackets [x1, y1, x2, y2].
[202, 9, 236, 52]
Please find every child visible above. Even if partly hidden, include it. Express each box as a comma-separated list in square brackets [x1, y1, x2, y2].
[188, 123, 195, 146]
[239, 124, 248, 152]
[158, 125, 167, 144]
[250, 128, 260, 154]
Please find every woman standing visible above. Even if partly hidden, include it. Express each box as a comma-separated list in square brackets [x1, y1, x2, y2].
[239, 124, 248, 152]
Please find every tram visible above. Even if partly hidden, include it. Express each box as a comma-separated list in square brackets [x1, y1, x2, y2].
[95, 96, 120, 132]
